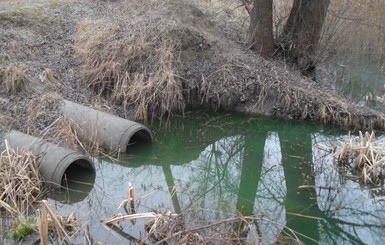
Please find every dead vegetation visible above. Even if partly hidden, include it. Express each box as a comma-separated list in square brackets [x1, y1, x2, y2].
[76, 17, 185, 121]
[0, 141, 45, 241]
[102, 211, 305, 244]
[37, 200, 78, 244]
[0, 139, 81, 244]
[0, 64, 31, 95]
[272, 81, 385, 131]
[101, 183, 305, 244]
[0, 141, 43, 217]
[26, 93, 106, 155]
[317, 131, 385, 184]
[27, 92, 63, 131]
[52, 117, 104, 156]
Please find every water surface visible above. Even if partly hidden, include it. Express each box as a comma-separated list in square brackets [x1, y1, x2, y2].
[42, 111, 385, 244]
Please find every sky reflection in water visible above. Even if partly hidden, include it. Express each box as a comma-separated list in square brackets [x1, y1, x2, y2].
[35, 112, 385, 244]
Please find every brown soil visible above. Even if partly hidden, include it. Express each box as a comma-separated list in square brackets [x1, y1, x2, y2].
[0, 0, 384, 144]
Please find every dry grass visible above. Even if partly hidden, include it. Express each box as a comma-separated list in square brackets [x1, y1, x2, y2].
[0, 113, 13, 127]
[52, 117, 103, 156]
[0, 64, 31, 95]
[26, 93, 105, 155]
[26, 93, 64, 140]
[0, 140, 44, 218]
[271, 81, 385, 131]
[41, 68, 56, 83]
[0, 140, 78, 243]
[76, 16, 185, 121]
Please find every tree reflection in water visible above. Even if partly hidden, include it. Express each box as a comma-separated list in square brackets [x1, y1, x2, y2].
[312, 133, 385, 244]
[167, 127, 385, 244]
[41, 114, 385, 244]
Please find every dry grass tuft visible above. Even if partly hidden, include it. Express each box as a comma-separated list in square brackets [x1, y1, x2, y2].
[0, 140, 44, 218]
[0, 64, 31, 95]
[41, 68, 60, 86]
[76, 18, 185, 121]
[0, 113, 13, 127]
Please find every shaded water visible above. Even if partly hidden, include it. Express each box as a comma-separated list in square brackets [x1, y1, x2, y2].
[2, 110, 383, 244]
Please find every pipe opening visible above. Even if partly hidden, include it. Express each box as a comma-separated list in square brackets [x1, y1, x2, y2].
[126, 129, 153, 153]
[58, 159, 96, 203]
[61, 159, 95, 185]
[128, 129, 153, 145]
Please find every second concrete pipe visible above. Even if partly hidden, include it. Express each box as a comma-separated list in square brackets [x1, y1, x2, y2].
[61, 100, 153, 153]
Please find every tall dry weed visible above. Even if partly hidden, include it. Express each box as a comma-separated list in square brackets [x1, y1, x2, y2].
[76, 18, 185, 122]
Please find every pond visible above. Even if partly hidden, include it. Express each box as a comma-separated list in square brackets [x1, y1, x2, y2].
[2, 110, 384, 244]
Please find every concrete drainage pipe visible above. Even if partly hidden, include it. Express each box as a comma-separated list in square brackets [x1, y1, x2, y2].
[61, 100, 153, 153]
[3, 130, 95, 188]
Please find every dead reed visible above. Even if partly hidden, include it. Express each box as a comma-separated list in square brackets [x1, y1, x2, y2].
[0, 140, 45, 240]
[37, 200, 77, 244]
[317, 131, 385, 184]
[0, 140, 43, 217]
[0, 141, 78, 243]
[272, 81, 385, 131]
[76, 17, 185, 122]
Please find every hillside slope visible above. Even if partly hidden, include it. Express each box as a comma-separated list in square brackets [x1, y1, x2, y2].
[0, 0, 384, 140]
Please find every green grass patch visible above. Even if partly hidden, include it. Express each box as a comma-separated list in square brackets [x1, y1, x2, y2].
[12, 219, 36, 240]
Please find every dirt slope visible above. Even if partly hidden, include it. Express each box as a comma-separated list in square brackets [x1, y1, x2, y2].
[0, 0, 384, 142]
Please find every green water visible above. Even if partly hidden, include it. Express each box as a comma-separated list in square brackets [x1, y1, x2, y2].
[2, 110, 383, 244]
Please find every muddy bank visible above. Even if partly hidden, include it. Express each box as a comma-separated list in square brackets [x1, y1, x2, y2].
[0, 0, 384, 143]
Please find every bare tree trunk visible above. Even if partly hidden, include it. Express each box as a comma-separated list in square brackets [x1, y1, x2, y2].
[248, 0, 274, 56]
[277, 0, 330, 78]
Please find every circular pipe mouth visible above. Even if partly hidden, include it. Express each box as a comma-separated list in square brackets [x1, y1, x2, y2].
[61, 159, 95, 186]
[128, 129, 153, 145]
[54, 159, 96, 203]
[126, 129, 153, 152]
